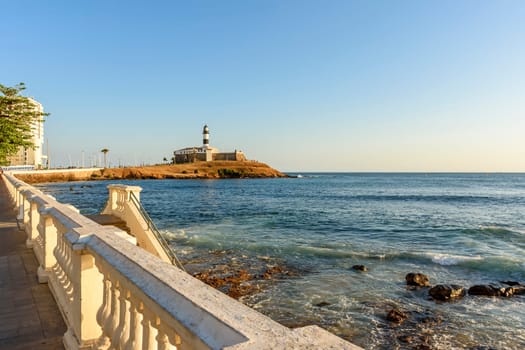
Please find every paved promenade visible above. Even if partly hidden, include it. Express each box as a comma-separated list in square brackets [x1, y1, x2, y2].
[0, 179, 66, 349]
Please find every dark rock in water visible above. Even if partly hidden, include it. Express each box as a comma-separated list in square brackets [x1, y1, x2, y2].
[469, 284, 523, 297]
[419, 315, 443, 325]
[496, 281, 525, 295]
[414, 345, 432, 350]
[352, 265, 368, 272]
[502, 287, 515, 297]
[512, 286, 525, 295]
[314, 301, 331, 308]
[397, 332, 434, 348]
[406, 272, 430, 287]
[501, 285, 525, 296]
[386, 308, 408, 324]
[397, 334, 415, 343]
[413, 308, 444, 326]
[468, 285, 505, 297]
[500, 280, 523, 286]
[429, 284, 466, 301]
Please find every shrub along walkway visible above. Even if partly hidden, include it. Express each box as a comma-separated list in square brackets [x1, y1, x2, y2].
[0, 178, 66, 349]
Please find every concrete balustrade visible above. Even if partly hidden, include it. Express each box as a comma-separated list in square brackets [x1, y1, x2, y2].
[102, 184, 173, 264]
[1, 172, 361, 350]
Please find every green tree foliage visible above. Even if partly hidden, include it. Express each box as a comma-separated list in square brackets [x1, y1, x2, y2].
[0, 83, 48, 165]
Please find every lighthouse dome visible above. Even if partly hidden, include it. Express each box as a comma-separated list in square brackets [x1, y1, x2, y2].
[203, 125, 209, 134]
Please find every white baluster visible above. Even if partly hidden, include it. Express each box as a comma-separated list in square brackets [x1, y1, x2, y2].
[156, 326, 170, 350]
[141, 310, 158, 350]
[125, 298, 143, 350]
[96, 272, 112, 348]
[158, 324, 180, 350]
[106, 280, 121, 347]
[118, 288, 131, 348]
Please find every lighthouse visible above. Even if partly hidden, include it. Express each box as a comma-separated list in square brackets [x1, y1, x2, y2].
[203, 124, 210, 148]
[173, 124, 246, 163]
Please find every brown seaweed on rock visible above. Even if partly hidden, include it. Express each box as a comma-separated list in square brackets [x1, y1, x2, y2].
[187, 250, 299, 299]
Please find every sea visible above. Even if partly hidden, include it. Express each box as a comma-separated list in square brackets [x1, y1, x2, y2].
[35, 173, 525, 349]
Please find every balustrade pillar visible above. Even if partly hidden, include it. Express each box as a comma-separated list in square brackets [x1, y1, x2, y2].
[25, 198, 38, 247]
[22, 191, 31, 232]
[64, 251, 104, 350]
[37, 207, 56, 283]
[81, 253, 104, 341]
[14, 184, 22, 209]
[106, 186, 119, 212]
[16, 186, 28, 221]
[103, 185, 143, 216]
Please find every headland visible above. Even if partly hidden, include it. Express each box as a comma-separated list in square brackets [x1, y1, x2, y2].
[13, 160, 288, 183]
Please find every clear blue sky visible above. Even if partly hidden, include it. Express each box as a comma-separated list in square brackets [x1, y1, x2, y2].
[2, 1, 524, 171]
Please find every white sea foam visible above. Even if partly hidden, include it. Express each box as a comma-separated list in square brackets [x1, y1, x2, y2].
[428, 253, 483, 266]
[480, 225, 525, 235]
[160, 229, 187, 239]
[510, 227, 525, 235]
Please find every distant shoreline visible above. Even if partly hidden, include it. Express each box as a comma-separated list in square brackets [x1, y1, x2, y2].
[12, 161, 289, 184]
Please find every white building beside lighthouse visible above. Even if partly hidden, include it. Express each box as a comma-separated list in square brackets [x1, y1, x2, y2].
[173, 125, 246, 164]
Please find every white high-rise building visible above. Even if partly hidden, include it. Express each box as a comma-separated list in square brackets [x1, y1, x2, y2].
[7, 98, 47, 168]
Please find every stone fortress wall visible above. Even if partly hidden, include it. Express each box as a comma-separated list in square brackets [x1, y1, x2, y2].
[174, 150, 246, 164]
[214, 151, 246, 162]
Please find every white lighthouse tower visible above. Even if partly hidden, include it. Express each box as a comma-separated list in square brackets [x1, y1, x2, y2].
[203, 124, 210, 148]
[202, 124, 213, 161]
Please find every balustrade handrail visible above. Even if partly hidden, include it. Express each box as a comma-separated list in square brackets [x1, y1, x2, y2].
[129, 191, 186, 271]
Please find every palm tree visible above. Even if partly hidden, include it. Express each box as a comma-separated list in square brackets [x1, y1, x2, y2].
[100, 148, 109, 168]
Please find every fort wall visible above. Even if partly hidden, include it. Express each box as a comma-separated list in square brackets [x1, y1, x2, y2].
[213, 151, 246, 161]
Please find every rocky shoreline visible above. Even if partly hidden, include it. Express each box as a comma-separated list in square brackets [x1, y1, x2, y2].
[374, 269, 524, 349]
[181, 250, 524, 349]
[13, 161, 288, 183]
[180, 249, 301, 300]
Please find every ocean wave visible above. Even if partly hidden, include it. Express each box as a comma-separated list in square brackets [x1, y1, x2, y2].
[427, 252, 483, 266]
[160, 229, 188, 240]
[478, 225, 525, 235]
[462, 225, 525, 243]
[323, 193, 499, 204]
[161, 227, 524, 275]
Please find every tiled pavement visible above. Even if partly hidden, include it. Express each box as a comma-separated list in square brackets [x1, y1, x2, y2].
[0, 178, 66, 349]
